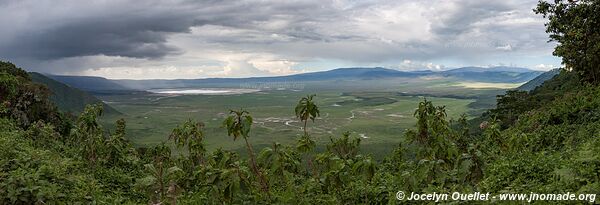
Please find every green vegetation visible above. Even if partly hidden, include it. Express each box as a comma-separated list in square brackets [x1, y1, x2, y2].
[3, 59, 600, 203]
[0, 61, 72, 135]
[535, 0, 600, 84]
[1, 0, 600, 203]
[98, 90, 475, 159]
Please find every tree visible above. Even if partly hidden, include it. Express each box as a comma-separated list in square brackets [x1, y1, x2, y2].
[295, 94, 320, 137]
[169, 119, 206, 167]
[413, 99, 436, 144]
[327, 132, 361, 160]
[490, 90, 532, 128]
[295, 95, 320, 177]
[137, 143, 182, 204]
[0, 61, 30, 80]
[223, 109, 269, 192]
[71, 104, 105, 166]
[106, 118, 134, 166]
[258, 143, 301, 185]
[404, 99, 463, 187]
[0, 72, 19, 103]
[0, 61, 66, 131]
[535, 0, 600, 84]
[202, 149, 249, 203]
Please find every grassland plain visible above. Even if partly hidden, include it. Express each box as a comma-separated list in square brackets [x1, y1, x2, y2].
[99, 88, 478, 158]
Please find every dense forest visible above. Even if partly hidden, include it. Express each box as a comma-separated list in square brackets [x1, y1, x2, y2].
[1, 0, 600, 204]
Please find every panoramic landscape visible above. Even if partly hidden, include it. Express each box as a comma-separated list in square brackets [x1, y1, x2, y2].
[1, 0, 600, 204]
[49, 66, 540, 156]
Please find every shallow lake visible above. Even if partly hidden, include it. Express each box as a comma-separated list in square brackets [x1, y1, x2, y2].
[147, 88, 259, 95]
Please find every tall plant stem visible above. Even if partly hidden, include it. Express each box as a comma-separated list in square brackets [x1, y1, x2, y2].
[244, 137, 269, 192]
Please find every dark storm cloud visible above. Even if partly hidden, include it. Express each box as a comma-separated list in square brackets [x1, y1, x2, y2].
[0, 1, 212, 60]
[0, 0, 351, 61]
[13, 15, 189, 59]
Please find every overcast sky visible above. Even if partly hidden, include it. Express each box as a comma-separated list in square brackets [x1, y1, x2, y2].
[0, 0, 561, 79]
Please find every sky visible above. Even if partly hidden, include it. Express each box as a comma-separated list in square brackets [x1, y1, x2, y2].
[0, 0, 562, 79]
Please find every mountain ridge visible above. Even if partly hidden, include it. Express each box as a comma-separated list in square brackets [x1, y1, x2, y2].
[47, 66, 543, 91]
[517, 68, 561, 91]
[47, 75, 133, 92]
[30, 72, 120, 115]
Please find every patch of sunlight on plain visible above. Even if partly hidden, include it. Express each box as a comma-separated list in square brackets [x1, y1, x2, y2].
[456, 82, 524, 89]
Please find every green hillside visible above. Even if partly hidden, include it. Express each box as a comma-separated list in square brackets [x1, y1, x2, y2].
[517, 68, 561, 91]
[48, 75, 132, 92]
[30, 72, 120, 115]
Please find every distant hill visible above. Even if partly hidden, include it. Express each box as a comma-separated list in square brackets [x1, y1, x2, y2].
[277, 67, 428, 80]
[517, 68, 561, 91]
[47, 75, 133, 93]
[442, 66, 535, 73]
[30, 72, 120, 115]
[113, 67, 429, 89]
[437, 67, 543, 83]
[51, 66, 542, 91]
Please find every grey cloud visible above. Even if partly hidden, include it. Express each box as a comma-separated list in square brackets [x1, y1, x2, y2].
[0, 0, 558, 76]
[190, 0, 550, 62]
[1, 1, 206, 60]
[0, 0, 353, 61]
[431, 1, 513, 37]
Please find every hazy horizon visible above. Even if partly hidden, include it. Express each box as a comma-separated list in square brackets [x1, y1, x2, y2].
[40, 65, 545, 80]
